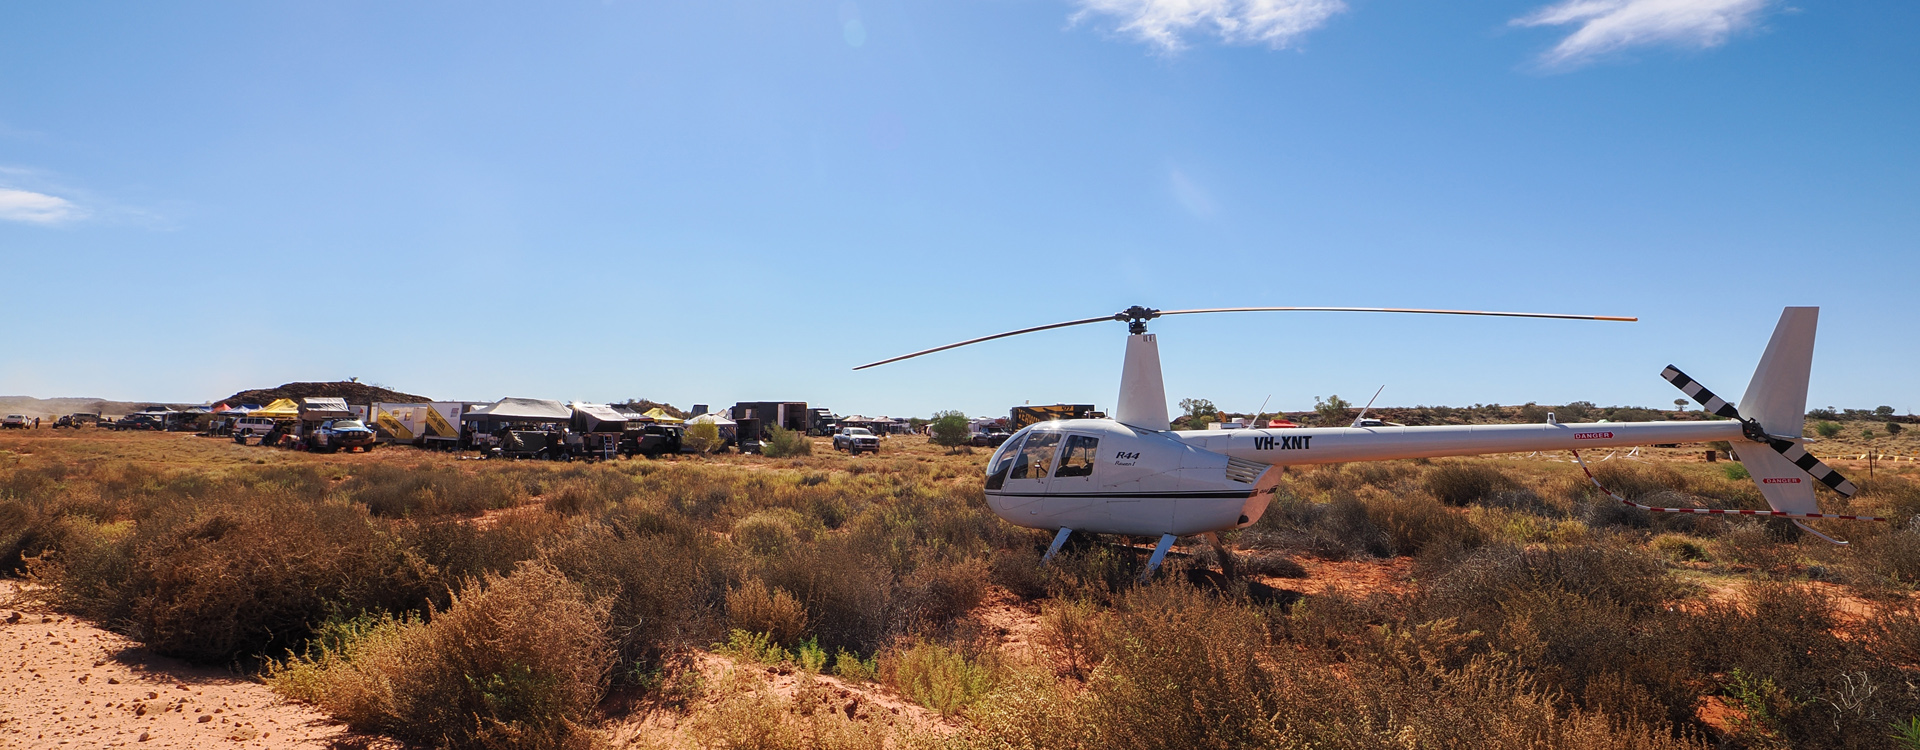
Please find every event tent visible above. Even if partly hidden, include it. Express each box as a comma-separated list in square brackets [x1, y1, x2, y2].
[465, 398, 572, 422]
[251, 399, 300, 420]
[642, 407, 684, 424]
[570, 402, 629, 433]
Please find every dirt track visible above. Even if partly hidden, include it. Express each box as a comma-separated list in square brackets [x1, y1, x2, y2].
[0, 581, 378, 750]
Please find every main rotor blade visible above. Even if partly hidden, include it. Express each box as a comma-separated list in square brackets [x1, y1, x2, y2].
[1156, 306, 1638, 322]
[852, 314, 1118, 370]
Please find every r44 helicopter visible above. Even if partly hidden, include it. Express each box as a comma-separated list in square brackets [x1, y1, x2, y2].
[858, 306, 1877, 577]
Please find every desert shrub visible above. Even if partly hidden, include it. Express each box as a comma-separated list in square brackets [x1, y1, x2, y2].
[714, 628, 791, 665]
[1650, 533, 1709, 562]
[1246, 489, 1390, 560]
[758, 537, 895, 653]
[929, 410, 972, 450]
[340, 463, 522, 517]
[1854, 527, 1920, 586]
[895, 556, 990, 633]
[1037, 597, 1105, 679]
[763, 427, 813, 458]
[1424, 462, 1519, 506]
[684, 421, 724, 454]
[834, 648, 880, 682]
[1362, 491, 1484, 556]
[1723, 462, 1751, 481]
[33, 489, 426, 665]
[881, 640, 997, 716]
[728, 578, 810, 645]
[1815, 421, 1842, 438]
[1685, 583, 1917, 750]
[732, 511, 800, 556]
[267, 561, 611, 750]
[540, 520, 725, 681]
[1237, 552, 1307, 578]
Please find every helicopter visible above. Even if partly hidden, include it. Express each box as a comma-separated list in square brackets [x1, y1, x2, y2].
[856, 306, 1876, 577]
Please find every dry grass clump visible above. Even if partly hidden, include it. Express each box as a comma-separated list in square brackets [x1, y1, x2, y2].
[880, 640, 999, 716]
[683, 669, 903, 750]
[342, 462, 525, 516]
[728, 578, 810, 646]
[1425, 461, 1520, 506]
[268, 561, 611, 750]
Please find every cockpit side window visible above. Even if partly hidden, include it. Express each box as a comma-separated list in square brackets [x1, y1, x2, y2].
[1054, 434, 1099, 477]
[1009, 431, 1061, 480]
[985, 432, 1026, 490]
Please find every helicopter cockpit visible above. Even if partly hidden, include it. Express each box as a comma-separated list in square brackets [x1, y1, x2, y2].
[985, 426, 1101, 491]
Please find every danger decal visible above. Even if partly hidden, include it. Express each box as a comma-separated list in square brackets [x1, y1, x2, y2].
[1762, 478, 1802, 484]
[1573, 432, 1614, 440]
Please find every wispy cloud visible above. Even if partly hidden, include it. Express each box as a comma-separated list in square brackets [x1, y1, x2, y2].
[1513, 0, 1772, 67]
[1072, 0, 1346, 53]
[0, 188, 83, 224]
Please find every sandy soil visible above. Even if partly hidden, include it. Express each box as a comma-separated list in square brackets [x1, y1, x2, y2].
[0, 581, 380, 750]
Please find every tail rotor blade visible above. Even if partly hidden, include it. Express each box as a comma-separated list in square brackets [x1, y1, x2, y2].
[1766, 437, 1860, 497]
[1660, 365, 1743, 420]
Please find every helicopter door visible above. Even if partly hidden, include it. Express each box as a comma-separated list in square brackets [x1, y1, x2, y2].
[1049, 434, 1100, 493]
[999, 430, 1061, 508]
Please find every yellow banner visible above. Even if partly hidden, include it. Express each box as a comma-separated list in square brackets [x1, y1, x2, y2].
[376, 410, 415, 441]
[426, 407, 457, 438]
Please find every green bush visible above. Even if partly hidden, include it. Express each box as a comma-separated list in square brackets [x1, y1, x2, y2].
[1816, 421, 1842, 439]
[930, 410, 971, 450]
[1722, 463, 1750, 481]
[763, 426, 813, 458]
[881, 640, 997, 716]
[684, 421, 724, 454]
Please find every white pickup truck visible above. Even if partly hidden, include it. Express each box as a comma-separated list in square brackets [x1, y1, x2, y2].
[832, 427, 880, 455]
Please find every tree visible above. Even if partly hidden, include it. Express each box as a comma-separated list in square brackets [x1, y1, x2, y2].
[1889, 422, 1904, 436]
[684, 421, 723, 454]
[1876, 406, 1897, 418]
[1814, 421, 1842, 439]
[1179, 398, 1217, 419]
[930, 410, 971, 450]
[1674, 398, 1688, 412]
[1314, 395, 1352, 426]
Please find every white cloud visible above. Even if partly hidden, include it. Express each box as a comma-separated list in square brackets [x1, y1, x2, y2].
[1513, 0, 1772, 67]
[0, 188, 83, 224]
[1072, 0, 1346, 53]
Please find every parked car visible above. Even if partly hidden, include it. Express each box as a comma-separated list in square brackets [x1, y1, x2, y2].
[970, 431, 1012, 448]
[1, 415, 29, 429]
[306, 419, 377, 454]
[110, 414, 161, 431]
[232, 416, 278, 438]
[52, 413, 100, 428]
[832, 427, 880, 455]
[621, 423, 684, 458]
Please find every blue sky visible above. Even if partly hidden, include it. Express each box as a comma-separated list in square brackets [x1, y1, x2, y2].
[2, 1, 1914, 418]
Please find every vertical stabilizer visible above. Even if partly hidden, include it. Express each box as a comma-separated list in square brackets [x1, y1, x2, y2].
[1741, 307, 1818, 438]
[1115, 333, 1169, 430]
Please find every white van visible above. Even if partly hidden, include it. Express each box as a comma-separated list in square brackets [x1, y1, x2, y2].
[233, 416, 277, 437]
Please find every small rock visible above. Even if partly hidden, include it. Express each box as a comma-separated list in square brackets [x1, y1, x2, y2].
[107, 678, 119, 685]
[197, 714, 212, 723]
[41, 616, 53, 623]
[138, 731, 150, 742]
[4, 611, 18, 623]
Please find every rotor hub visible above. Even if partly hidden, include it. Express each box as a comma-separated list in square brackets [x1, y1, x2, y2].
[1115, 305, 1161, 334]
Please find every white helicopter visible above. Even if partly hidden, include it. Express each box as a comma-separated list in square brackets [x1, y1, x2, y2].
[857, 306, 1878, 576]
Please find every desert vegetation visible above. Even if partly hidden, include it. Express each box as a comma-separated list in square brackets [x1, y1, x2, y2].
[4, 429, 1920, 749]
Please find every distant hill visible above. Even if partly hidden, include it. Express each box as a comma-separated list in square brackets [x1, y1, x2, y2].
[218, 382, 432, 408]
[0, 396, 200, 419]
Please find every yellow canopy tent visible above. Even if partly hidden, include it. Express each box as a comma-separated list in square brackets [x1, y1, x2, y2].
[642, 407, 684, 424]
[251, 398, 301, 420]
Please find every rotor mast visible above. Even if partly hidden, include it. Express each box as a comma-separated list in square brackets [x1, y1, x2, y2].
[1112, 307, 1168, 430]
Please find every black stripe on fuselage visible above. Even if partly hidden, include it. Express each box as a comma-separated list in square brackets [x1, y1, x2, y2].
[985, 490, 1253, 500]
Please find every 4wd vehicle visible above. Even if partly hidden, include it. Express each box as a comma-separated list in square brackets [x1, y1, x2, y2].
[306, 419, 377, 453]
[232, 416, 277, 438]
[1, 415, 29, 429]
[833, 427, 880, 455]
[110, 414, 161, 431]
[970, 431, 1012, 448]
[52, 413, 100, 429]
[621, 423, 684, 458]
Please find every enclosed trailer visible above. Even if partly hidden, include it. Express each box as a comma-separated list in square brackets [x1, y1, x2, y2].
[732, 402, 808, 439]
[371, 402, 433, 445]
